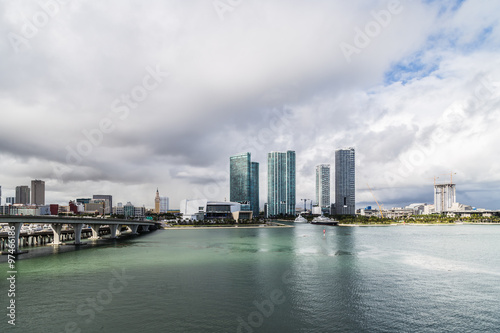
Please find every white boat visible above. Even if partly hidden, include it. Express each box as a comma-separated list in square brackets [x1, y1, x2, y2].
[294, 214, 308, 223]
[311, 214, 339, 226]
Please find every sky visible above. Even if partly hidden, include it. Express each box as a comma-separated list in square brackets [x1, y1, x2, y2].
[1, 0, 499, 210]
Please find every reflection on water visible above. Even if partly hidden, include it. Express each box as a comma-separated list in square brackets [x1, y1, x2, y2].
[1, 224, 500, 332]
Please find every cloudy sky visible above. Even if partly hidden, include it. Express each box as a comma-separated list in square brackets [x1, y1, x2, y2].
[1, 0, 499, 210]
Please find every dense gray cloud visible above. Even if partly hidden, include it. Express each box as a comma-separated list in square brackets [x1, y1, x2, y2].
[0, 0, 499, 210]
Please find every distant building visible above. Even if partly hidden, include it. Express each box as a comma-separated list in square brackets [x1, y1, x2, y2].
[267, 150, 296, 217]
[230, 153, 259, 217]
[50, 204, 59, 215]
[84, 199, 106, 215]
[93, 195, 112, 214]
[316, 164, 331, 213]
[154, 189, 160, 214]
[124, 202, 134, 218]
[335, 147, 355, 215]
[434, 184, 456, 213]
[6, 197, 15, 205]
[0, 185, 2, 206]
[180, 199, 252, 221]
[134, 206, 146, 218]
[31, 180, 45, 205]
[15, 186, 30, 205]
[160, 196, 169, 213]
[76, 198, 91, 205]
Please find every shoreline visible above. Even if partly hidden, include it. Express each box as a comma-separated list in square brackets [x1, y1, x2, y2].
[162, 223, 292, 230]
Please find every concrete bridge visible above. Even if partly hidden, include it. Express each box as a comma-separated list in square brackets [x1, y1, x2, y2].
[0, 215, 156, 254]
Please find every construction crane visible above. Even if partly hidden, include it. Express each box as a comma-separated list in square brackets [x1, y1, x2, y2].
[440, 171, 456, 184]
[427, 176, 440, 185]
[366, 184, 384, 218]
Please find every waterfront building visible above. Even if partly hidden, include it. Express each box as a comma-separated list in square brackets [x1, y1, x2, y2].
[434, 183, 456, 213]
[267, 150, 296, 217]
[93, 194, 112, 214]
[154, 189, 161, 214]
[160, 196, 169, 213]
[180, 199, 252, 221]
[230, 153, 259, 217]
[31, 179, 45, 205]
[315, 164, 331, 213]
[15, 185, 30, 205]
[335, 147, 355, 215]
[6, 197, 15, 205]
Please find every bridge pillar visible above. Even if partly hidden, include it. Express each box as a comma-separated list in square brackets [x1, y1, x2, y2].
[109, 224, 119, 239]
[50, 223, 63, 246]
[7, 222, 22, 254]
[72, 223, 84, 244]
[129, 224, 139, 235]
[141, 225, 150, 232]
[90, 225, 100, 239]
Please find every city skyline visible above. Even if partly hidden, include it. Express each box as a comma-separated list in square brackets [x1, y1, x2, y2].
[1, 1, 499, 210]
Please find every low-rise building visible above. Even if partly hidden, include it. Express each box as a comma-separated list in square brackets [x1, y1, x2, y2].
[180, 199, 252, 221]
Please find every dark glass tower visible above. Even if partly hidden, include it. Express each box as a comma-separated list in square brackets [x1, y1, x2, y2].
[230, 153, 259, 217]
[335, 147, 355, 215]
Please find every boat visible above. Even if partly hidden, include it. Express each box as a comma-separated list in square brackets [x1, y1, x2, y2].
[310, 214, 339, 226]
[294, 214, 308, 223]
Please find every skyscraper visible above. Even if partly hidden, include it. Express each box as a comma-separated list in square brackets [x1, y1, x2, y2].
[335, 148, 355, 215]
[160, 196, 169, 213]
[31, 180, 45, 205]
[251, 162, 259, 216]
[230, 153, 259, 217]
[267, 150, 296, 217]
[316, 164, 331, 212]
[154, 189, 160, 214]
[0, 185, 2, 206]
[15, 186, 30, 205]
[93, 194, 112, 214]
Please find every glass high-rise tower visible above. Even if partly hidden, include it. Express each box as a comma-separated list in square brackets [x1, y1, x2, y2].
[230, 153, 259, 217]
[316, 164, 331, 212]
[267, 150, 296, 217]
[335, 147, 355, 215]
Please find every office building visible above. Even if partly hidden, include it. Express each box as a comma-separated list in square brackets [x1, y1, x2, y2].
[335, 147, 355, 215]
[230, 152, 259, 217]
[316, 164, 331, 212]
[93, 195, 112, 214]
[6, 197, 15, 205]
[434, 183, 456, 213]
[160, 196, 169, 213]
[267, 150, 296, 217]
[31, 180, 45, 205]
[15, 185, 30, 205]
[0, 185, 2, 206]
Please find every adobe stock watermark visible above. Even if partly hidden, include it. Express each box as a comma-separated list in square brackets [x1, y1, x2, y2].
[59, 268, 134, 333]
[52, 64, 169, 182]
[340, 0, 403, 63]
[236, 256, 318, 332]
[190, 107, 292, 200]
[7, 0, 71, 53]
[213, 0, 243, 21]
[384, 74, 498, 187]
